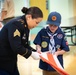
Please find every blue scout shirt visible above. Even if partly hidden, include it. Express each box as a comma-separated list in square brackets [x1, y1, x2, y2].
[34, 26, 69, 71]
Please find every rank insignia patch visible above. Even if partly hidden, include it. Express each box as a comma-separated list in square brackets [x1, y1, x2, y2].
[14, 29, 20, 37]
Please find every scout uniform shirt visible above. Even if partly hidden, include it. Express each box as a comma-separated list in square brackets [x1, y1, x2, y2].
[34, 26, 69, 71]
[0, 15, 36, 74]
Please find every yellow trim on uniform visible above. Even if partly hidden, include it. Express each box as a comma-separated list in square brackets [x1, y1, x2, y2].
[22, 49, 28, 56]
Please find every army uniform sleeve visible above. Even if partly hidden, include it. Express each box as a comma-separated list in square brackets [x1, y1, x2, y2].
[26, 44, 36, 52]
[7, 22, 32, 58]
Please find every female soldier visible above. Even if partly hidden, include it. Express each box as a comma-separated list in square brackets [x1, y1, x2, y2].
[0, 7, 43, 75]
[34, 12, 70, 75]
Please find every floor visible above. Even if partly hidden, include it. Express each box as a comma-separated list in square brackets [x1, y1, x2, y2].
[17, 46, 76, 75]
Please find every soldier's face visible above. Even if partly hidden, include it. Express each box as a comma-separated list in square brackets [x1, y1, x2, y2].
[26, 15, 43, 29]
[28, 17, 43, 29]
[49, 24, 58, 33]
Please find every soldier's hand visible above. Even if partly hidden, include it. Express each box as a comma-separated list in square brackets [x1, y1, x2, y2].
[31, 51, 40, 60]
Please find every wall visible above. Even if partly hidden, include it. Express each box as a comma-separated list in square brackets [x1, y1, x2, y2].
[14, 0, 29, 17]
[73, 0, 76, 17]
[30, 0, 48, 20]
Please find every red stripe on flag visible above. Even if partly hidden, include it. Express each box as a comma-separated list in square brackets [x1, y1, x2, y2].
[48, 53, 58, 67]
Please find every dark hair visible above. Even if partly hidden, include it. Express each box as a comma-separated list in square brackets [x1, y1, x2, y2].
[21, 7, 43, 19]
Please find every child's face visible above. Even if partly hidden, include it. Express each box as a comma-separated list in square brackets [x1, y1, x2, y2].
[49, 24, 58, 33]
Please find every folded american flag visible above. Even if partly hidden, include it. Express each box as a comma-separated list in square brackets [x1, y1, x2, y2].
[40, 53, 69, 75]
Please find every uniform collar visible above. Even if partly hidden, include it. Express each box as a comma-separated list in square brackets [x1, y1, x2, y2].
[21, 15, 28, 28]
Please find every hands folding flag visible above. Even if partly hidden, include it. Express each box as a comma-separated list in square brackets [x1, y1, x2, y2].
[40, 52, 69, 75]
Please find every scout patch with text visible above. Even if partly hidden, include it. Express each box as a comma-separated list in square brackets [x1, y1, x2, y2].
[56, 45, 60, 49]
[14, 29, 20, 37]
[41, 41, 48, 48]
[57, 34, 63, 39]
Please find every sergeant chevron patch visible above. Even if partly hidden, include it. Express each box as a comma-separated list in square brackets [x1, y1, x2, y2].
[14, 29, 20, 37]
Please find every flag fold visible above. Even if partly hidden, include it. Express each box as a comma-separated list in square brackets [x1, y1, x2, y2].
[40, 52, 69, 75]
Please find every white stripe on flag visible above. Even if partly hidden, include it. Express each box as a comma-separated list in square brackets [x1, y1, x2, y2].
[53, 54, 64, 70]
[40, 52, 49, 60]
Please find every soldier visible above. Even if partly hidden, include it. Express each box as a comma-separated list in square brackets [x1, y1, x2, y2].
[34, 12, 70, 75]
[0, 7, 43, 75]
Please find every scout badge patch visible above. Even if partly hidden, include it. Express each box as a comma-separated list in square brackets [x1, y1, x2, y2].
[41, 41, 48, 48]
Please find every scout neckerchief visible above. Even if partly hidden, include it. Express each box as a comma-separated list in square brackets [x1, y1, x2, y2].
[46, 26, 57, 54]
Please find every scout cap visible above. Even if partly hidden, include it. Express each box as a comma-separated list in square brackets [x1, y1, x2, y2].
[46, 12, 61, 26]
